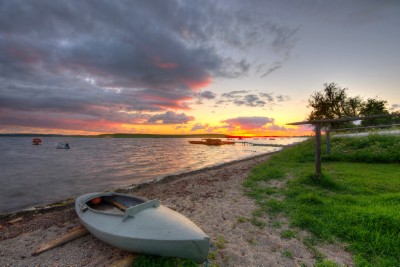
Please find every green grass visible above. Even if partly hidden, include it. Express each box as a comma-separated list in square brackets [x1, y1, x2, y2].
[282, 250, 294, 259]
[244, 135, 400, 266]
[132, 255, 197, 267]
[215, 235, 226, 249]
[281, 229, 296, 239]
[325, 134, 400, 163]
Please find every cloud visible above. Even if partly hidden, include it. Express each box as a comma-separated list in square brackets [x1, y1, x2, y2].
[221, 116, 274, 130]
[0, 0, 298, 133]
[191, 123, 209, 131]
[217, 90, 289, 108]
[390, 104, 400, 111]
[276, 95, 291, 102]
[218, 116, 314, 135]
[260, 62, 282, 78]
[199, 91, 217, 100]
[147, 111, 194, 124]
[194, 90, 217, 104]
[221, 90, 249, 98]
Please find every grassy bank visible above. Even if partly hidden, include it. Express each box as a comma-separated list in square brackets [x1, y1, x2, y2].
[244, 135, 400, 266]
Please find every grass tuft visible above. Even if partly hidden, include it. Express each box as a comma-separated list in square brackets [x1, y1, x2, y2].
[132, 255, 197, 267]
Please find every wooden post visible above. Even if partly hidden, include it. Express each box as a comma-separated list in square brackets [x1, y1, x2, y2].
[315, 123, 321, 176]
[326, 127, 330, 155]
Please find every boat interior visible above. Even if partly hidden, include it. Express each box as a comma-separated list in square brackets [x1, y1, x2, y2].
[86, 194, 146, 214]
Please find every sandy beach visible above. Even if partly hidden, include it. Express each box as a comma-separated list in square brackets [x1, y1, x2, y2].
[0, 152, 353, 267]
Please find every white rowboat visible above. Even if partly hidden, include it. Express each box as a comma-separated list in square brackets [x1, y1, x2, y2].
[75, 192, 210, 263]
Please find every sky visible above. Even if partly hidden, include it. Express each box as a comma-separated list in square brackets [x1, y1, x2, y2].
[0, 0, 399, 136]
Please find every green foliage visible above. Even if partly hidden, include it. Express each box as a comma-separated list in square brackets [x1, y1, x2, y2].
[247, 237, 258, 245]
[244, 136, 400, 266]
[215, 235, 226, 249]
[307, 82, 392, 128]
[307, 82, 362, 128]
[266, 199, 284, 214]
[250, 217, 267, 228]
[360, 98, 390, 126]
[280, 230, 296, 239]
[208, 251, 216, 260]
[315, 259, 340, 267]
[282, 250, 294, 259]
[326, 135, 400, 163]
[236, 216, 248, 223]
[132, 255, 197, 267]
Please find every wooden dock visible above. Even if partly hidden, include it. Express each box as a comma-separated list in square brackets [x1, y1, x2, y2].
[235, 141, 285, 147]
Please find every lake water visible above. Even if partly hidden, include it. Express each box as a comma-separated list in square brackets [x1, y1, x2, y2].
[0, 137, 306, 213]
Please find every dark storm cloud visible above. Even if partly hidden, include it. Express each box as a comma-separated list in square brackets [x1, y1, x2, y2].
[0, 0, 298, 131]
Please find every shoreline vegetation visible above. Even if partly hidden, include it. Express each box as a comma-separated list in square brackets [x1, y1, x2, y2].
[1, 134, 398, 266]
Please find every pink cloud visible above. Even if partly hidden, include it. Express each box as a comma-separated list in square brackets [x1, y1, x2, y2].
[221, 116, 274, 130]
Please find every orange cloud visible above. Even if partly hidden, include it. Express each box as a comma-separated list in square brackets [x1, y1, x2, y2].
[183, 76, 212, 90]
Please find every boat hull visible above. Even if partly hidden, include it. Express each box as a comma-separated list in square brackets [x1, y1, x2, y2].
[188, 139, 235, 145]
[75, 192, 210, 263]
[56, 142, 70, 149]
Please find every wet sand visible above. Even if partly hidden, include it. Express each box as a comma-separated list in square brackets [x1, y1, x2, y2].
[0, 152, 353, 266]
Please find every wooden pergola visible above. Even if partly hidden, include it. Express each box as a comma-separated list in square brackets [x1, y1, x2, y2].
[287, 114, 400, 177]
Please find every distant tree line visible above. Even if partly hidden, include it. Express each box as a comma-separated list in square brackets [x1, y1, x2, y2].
[307, 82, 400, 128]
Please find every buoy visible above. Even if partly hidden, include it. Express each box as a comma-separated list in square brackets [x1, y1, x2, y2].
[91, 197, 102, 205]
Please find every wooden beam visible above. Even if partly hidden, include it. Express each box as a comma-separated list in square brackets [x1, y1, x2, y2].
[315, 123, 321, 176]
[287, 113, 400, 126]
[330, 123, 400, 132]
[32, 226, 89, 256]
[326, 128, 331, 155]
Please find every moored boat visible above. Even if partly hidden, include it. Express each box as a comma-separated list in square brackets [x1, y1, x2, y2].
[32, 138, 42, 145]
[56, 142, 70, 149]
[188, 140, 206, 144]
[188, 138, 234, 146]
[75, 192, 210, 263]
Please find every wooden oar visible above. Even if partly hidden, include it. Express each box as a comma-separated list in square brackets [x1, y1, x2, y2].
[32, 225, 89, 256]
[107, 199, 127, 211]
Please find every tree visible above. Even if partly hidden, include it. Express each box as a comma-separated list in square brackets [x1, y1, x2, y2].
[307, 82, 392, 128]
[307, 83, 363, 128]
[359, 98, 389, 126]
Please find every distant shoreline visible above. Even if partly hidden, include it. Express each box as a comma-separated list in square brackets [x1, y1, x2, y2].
[0, 133, 309, 138]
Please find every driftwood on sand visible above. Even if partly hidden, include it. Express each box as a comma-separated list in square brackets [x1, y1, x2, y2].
[32, 225, 89, 256]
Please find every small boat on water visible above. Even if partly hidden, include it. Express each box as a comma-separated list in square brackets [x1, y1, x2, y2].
[32, 138, 42, 145]
[188, 138, 235, 146]
[188, 140, 206, 145]
[56, 142, 70, 149]
[75, 192, 210, 263]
